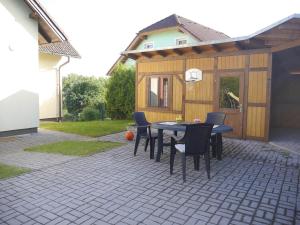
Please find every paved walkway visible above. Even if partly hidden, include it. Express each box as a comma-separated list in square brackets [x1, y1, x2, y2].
[0, 129, 92, 169]
[0, 131, 300, 225]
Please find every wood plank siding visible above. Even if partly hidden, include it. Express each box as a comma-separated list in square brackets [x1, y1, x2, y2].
[136, 51, 271, 140]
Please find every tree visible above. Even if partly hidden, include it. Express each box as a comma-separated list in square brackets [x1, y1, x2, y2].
[63, 74, 107, 117]
[105, 64, 135, 119]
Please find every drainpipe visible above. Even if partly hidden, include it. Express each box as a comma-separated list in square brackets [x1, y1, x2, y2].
[57, 56, 70, 122]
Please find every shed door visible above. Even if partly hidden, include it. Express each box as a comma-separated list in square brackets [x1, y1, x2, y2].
[216, 72, 245, 138]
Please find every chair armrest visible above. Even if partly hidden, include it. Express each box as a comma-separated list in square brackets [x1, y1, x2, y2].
[170, 134, 184, 143]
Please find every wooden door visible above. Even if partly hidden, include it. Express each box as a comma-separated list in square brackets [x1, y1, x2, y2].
[216, 72, 245, 138]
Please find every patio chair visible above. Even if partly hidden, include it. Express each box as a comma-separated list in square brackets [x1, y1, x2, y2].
[133, 112, 157, 159]
[170, 123, 213, 182]
[205, 112, 226, 160]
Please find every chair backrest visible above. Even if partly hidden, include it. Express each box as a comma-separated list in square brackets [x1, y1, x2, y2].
[184, 123, 213, 155]
[133, 112, 150, 135]
[205, 112, 226, 125]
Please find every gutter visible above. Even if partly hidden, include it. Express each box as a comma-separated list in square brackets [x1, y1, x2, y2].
[57, 57, 70, 122]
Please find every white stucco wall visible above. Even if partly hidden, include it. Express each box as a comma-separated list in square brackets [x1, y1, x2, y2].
[0, 0, 39, 132]
[38, 53, 62, 119]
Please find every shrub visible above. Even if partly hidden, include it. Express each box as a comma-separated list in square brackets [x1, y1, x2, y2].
[63, 74, 107, 117]
[63, 112, 76, 121]
[79, 107, 100, 121]
[105, 64, 135, 119]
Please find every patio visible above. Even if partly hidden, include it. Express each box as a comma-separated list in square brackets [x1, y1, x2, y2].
[0, 131, 300, 225]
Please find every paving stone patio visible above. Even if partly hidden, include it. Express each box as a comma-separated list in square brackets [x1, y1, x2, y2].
[0, 129, 93, 169]
[0, 130, 300, 225]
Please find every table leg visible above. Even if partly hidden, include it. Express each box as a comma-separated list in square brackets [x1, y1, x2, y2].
[156, 129, 163, 162]
[216, 133, 223, 160]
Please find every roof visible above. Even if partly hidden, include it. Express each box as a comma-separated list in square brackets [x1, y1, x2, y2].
[139, 14, 229, 41]
[24, 0, 80, 58]
[39, 42, 81, 58]
[123, 14, 300, 58]
[107, 14, 229, 75]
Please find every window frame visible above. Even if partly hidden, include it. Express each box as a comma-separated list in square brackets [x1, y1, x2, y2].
[175, 38, 187, 46]
[146, 75, 172, 110]
[144, 42, 154, 49]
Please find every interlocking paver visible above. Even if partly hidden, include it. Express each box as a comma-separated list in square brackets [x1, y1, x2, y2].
[0, 131, 300, 225]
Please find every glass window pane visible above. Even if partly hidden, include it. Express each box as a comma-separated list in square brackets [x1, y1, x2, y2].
[149, 77, 158, 107]
[219, 77, 240, 109]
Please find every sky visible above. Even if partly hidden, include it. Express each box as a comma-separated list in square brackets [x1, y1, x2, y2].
[39, 0, 300, 77]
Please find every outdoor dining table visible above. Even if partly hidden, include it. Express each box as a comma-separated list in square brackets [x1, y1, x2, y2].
[151, 122, 233, 162]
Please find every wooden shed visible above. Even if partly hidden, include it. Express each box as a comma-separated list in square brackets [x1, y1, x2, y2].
[123, 14, 300, 141]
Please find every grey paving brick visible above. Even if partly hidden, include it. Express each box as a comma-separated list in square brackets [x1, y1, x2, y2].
[0, 131, 299, 225]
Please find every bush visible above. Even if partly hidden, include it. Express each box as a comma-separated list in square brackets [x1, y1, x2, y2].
[63, 112, 76, 121]
[79, 107, 100, 121]
[63, 74, 107, 117]
[105, 64, 135, 119]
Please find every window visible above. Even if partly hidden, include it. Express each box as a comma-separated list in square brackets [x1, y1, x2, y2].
[144, 42, 154, 49]
[219, 76, 240, 109]
[176, 38, 187, 46]
[148, 77, 170, 108]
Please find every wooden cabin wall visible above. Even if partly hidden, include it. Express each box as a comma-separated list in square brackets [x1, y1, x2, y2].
[136, 59, 184, 122]
[136, 50, 271, 141]
[246, 53, 271, 140]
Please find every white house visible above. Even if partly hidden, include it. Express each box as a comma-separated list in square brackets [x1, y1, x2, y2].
[0, 0, 80, 136]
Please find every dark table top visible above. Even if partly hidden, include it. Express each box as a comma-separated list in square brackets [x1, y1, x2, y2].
[151, 122, 233, 134]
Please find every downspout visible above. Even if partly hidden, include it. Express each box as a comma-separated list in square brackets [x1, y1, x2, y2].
[57, 56, 70, 122]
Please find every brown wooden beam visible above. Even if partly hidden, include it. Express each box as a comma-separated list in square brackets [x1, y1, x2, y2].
[211, 44, 221, 52]
[139, 35, 148, 40]
[192, 46, 202, 54]
[245, 38, 265, 48]
[172, 48, 184, 55]
[272, 38, 300, 52]
[127, 53, 138, 60]
[278, 23, 300, 31]
[29, 12, 38, 20]
[156, 50, 167, 57]
[258, 32, 300, 40]
[38, 25, 52, 43]
[141, 52, 153, 58]
[234, 41, 245, 50]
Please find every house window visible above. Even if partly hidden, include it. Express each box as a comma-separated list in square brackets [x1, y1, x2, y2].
[176, 38, 187, 46]
[144, 42, 154, 49]
[148, 77, 170, 108]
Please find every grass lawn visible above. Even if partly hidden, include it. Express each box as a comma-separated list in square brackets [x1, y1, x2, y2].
[40, 120, 131, 137]
[25, 141, 124, 156]
[0, 163, 31, 179]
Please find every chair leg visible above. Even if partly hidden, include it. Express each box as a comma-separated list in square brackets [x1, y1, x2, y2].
[134, 134, 141, 156]
[150, 139, 155, 159]
[170, 138, 176, 175]
[216, 134, 223, 160]
[193, 155, 200, 171]
[144, 138, 149, 152]
[204, 151, 211, 179]
[211, 135, 217, 158]
[170, 151, 175, 175]
[193, 156, 200, 171]
[181, 154, 186, 182]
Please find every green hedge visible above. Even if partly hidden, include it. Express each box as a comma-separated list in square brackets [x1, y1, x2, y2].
[105, 64, 135, 119]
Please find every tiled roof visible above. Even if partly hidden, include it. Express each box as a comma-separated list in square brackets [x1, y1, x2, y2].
[39, 41, 81, 58]
[139, 14, 229, 41]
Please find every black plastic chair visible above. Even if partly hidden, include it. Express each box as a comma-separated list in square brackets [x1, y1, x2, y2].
[205, 112, 226, 160]
[133, 112, 157, 159]
[170, 123, 213, 182]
